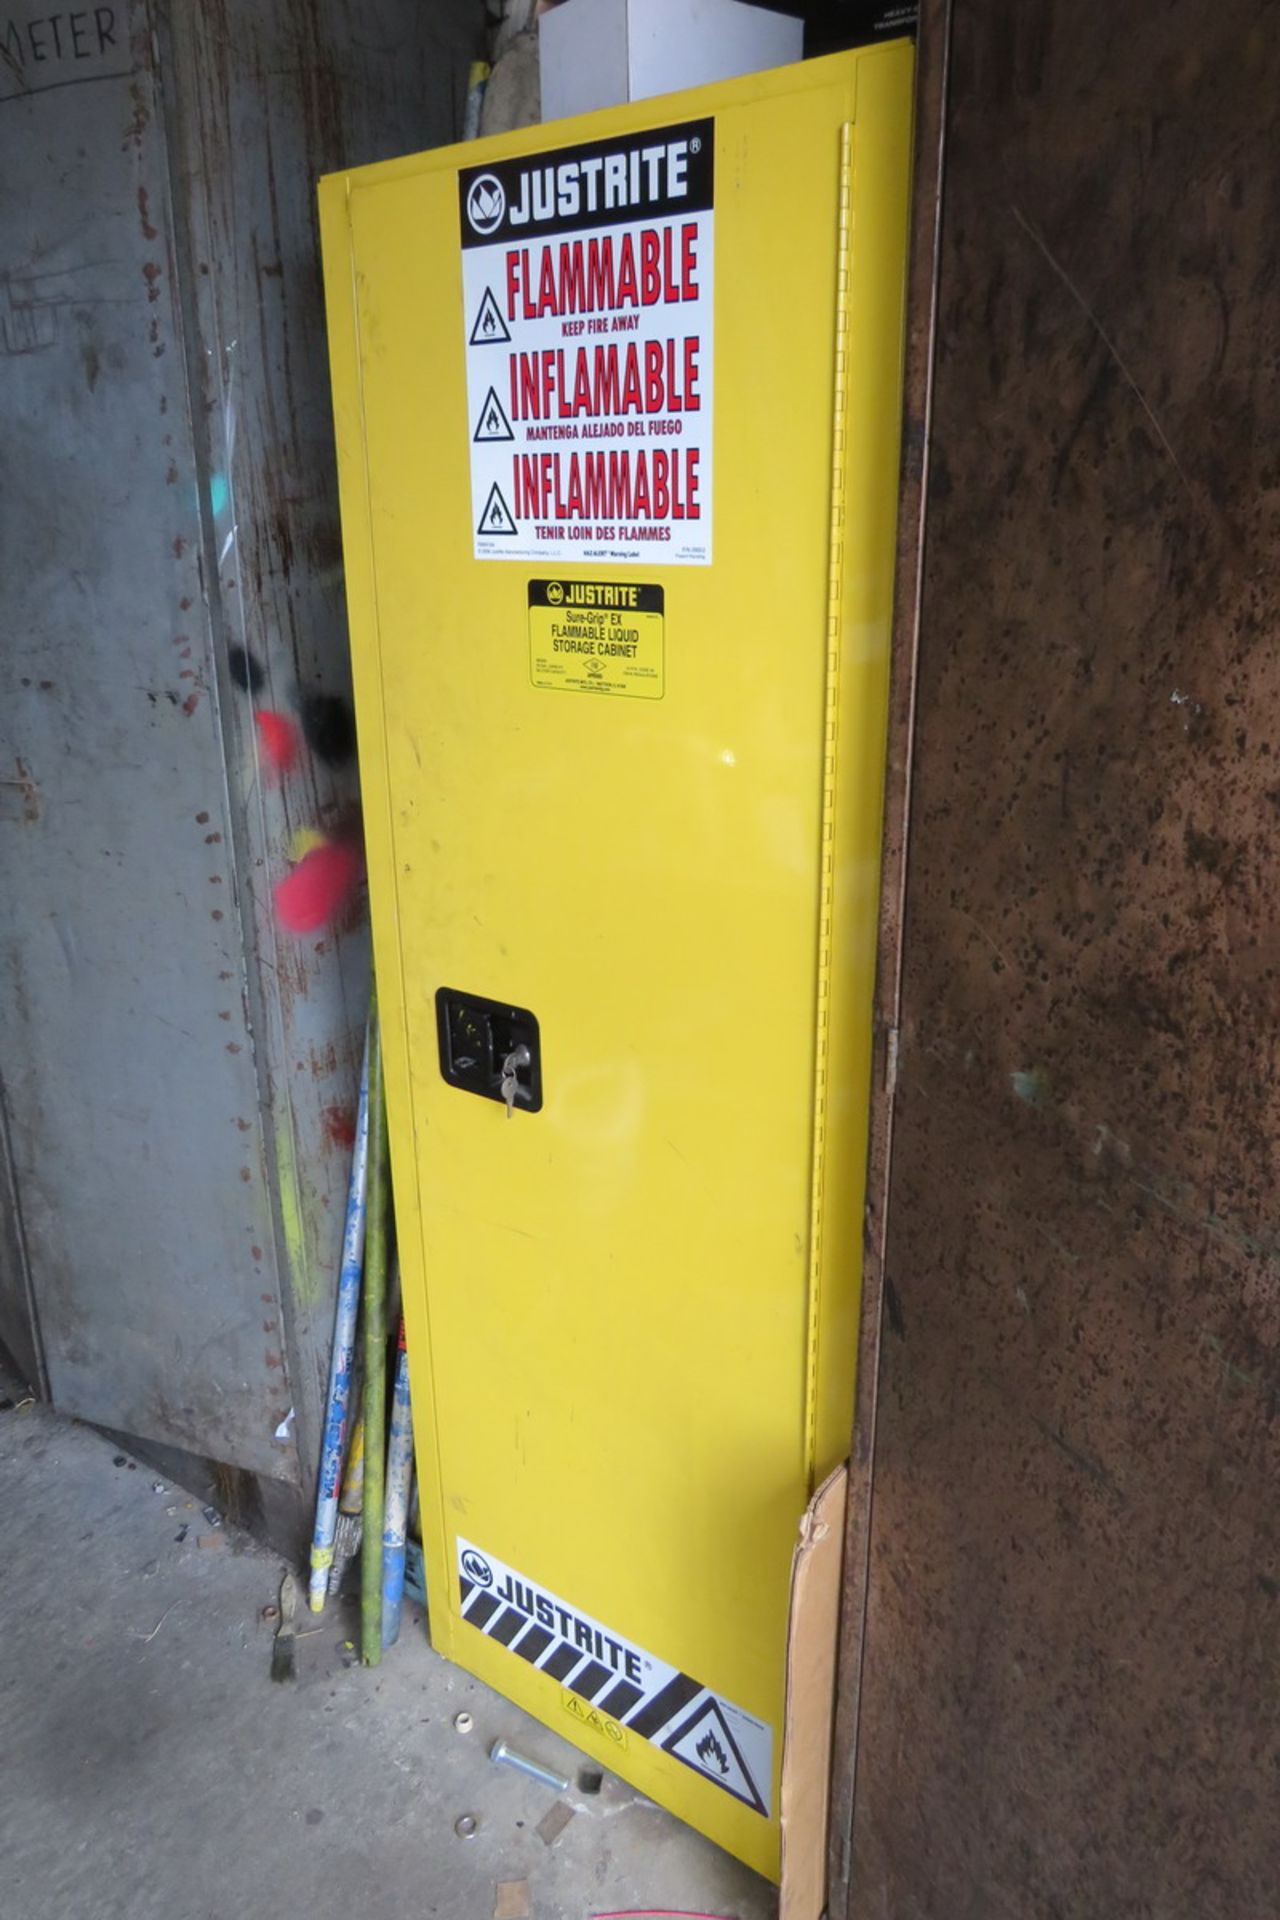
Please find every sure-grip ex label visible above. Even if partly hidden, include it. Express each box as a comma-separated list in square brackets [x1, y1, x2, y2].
[528, 578, 664, 699]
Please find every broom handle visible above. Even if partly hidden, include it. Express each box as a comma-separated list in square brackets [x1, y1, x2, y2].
[381, 1318, 414, 1648]
[360, 1003, 389, 1664]
[308, 1015, 371, 1612]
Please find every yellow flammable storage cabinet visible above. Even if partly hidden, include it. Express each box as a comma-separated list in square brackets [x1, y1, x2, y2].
[320, 43, 912, 1879]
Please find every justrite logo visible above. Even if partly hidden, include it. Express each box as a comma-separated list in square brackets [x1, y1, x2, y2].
[546, 581, 565, 604]
[465, 174, 506, 235]
[460, 1549, 493, 1587]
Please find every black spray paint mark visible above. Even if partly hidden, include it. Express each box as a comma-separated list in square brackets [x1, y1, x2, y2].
[298, 691, 357, 768]
[228, 644, 265, 695]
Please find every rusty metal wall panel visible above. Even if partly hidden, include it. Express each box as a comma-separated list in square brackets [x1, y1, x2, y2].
[843, 3, 1280, 1915]
[0, 1, 295, 1477]
[827, 0, 950, 1903]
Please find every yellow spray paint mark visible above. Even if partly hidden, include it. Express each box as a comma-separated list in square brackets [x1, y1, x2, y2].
[288, 826, 328, 864]
[272, 1110, 314, 1305]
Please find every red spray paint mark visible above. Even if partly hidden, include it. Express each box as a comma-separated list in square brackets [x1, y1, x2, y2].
[137, 185, 157, 240]
[195, 811, 210, 825]
[125, 79, 149, 150]
[274, 841, 363, 937]
[142, 262, 161, 303]
[322, 1104, 357, 1152]
[181, 692, 199, 716]
[255, 710, 300, 777]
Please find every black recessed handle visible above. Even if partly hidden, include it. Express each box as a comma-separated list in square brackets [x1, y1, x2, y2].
[436, 988, 543, 1114]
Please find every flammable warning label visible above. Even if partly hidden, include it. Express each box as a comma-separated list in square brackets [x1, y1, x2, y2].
[456, 1535, 772, 1815]
[528, 578, 664, 699]
[459, 118, 713, 566]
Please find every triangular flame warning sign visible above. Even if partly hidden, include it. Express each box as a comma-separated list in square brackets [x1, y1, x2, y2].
[469, 287, 511, 346]
[660, 1697, 769, 1815]
[477, 482, 517, 538]
[473, 387, 514, 443]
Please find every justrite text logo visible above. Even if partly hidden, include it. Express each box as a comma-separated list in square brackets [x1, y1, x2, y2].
[467, 138, 701, 239]
[493, 1570, 645, 1684]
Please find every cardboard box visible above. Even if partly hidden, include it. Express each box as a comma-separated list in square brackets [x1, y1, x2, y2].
[540, 0, 804, 120]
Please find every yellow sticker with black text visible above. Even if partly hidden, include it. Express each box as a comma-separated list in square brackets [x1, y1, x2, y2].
[529, 579, 664, 699]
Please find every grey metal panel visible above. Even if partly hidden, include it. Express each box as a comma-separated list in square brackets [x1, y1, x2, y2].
[161, 0, 479, 1477]
[0, 2, 298, 1477]
[0, 1075, 44, 1392]
[0, 0, 480, 1488]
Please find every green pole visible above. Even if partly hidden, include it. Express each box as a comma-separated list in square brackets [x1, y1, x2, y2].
[360, 998, 389, 1666]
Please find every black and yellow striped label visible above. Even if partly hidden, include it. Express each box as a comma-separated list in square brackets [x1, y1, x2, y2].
[456, 1536, 771, 1815]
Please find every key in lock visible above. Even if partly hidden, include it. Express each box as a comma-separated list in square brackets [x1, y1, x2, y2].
[500, 1044, 531, 1118]
[435, 990, 543, 1114]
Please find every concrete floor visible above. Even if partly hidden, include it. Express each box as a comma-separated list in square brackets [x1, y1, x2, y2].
[0, 1385, 774, 1920]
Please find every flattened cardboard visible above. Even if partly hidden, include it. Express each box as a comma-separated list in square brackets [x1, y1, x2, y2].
[779, 1463, 848, 1920]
